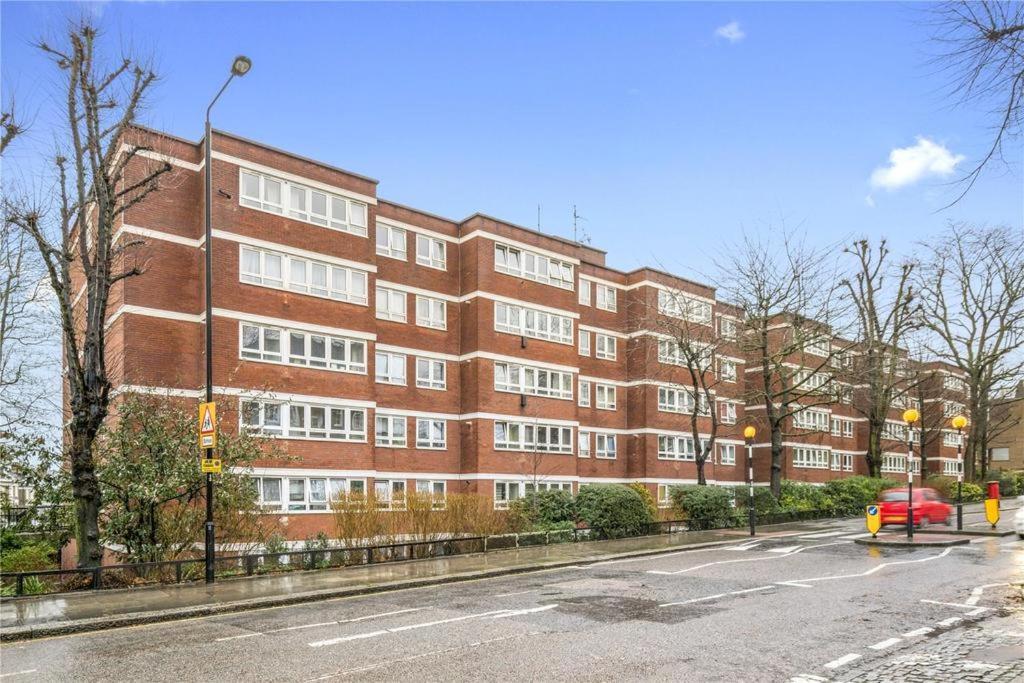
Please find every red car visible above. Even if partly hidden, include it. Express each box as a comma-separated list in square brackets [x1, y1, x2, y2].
[879, 488, 952, 527]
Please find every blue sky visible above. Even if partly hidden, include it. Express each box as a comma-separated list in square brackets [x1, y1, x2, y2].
[3, 1, 1021, 281]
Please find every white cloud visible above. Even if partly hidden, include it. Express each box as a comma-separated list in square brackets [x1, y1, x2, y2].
[869, 137, 965, 191]
[714, 21, 746, 43]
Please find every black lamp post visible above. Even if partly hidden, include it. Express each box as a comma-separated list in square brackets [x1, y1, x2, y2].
[952, 415, 967, 531]
[203, 55, 252, 584]
[903, 408, 919, 540]
[744, 426, 756, 536]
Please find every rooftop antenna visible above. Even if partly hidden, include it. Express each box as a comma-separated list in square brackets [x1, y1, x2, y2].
[537, 204, 541, 231]
[572, 204, 591, 245]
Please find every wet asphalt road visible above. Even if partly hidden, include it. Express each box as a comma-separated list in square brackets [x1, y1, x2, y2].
[2, 516, 1021, 682]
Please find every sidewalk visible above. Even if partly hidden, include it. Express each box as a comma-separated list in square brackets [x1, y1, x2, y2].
[0, 520, 834, 642]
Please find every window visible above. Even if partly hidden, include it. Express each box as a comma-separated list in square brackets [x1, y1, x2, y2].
[794, 369, 831, 393]
[943, 431, 964, 447]
[658, 289, 712, 324]
[719, 443, 737, 465]
[415, 480, 447, 509]
[493, 421, 573, 454]
[494, 481, 524, 510]
[943, 459, 959, 476]
[793, 447, 829, 469]
[254, 476, 365, 512]
[595, 433, 617, 459]
[241, 399, 366, 441]
[595, 334, 617, 361]
[416, 357, 446, 390]
[596, 384, 616, 411]
[831, 417, 842, 437]
[843, 420, 854, 438]
[720, 401, 737, 424]
[494, 361, 573, 400]
[831, 452, 842, 471]
[376, 224, 407, 260]
[720, 317, 737, 339]
[416, 419, 447, 449]
[719, 359, 737, 383]
[882, 420, 908, 441]
[943, 401, 966, 418]
[657, 485, 672, 508]
[375, 351, 407, 385]
[524, 481, 573, 495]
[494, 301, 573, 345]
[793, 408, 830, 432]
[579, 431, 590, 457]
[375, 415, 407, 447]
[658, 435, 705, 461]
[802, 335, 830, 357]
[943, 375, 967, 392]
[416, 296, 447, 330]
[579, 330, 591, 356]
[831, 418, 854, 438]
[241, 323, 366, 374]
[596, 284, 617, 312]
[239, 169, 368, 236]
[376, 287, 407, 322]
[842, 453, 853, 472]
[658, 387, 710, 416]
[579, 280, 591, 305]
[374, 480, 407, 510]
[416, 234, 447, 270]
[495, 243, 574, 290]
[240, 246, 368, 304]
[881, 454, 917, 473]
[578, 380, 591, 407]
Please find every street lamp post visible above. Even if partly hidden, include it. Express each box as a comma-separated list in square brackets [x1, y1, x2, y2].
[952, 415, 968, 531]
[203, 55, 252, 584]
[744, 426, 756, 537]
[903, 408, 919, 540]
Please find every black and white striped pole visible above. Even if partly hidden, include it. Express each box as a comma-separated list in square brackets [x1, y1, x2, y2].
[744, 426, 757, 537]
[903, 408, 919, 541]
[952, 415, 967, 531]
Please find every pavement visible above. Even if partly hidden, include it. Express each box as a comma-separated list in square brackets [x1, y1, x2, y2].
[0, 507, 1020, 682]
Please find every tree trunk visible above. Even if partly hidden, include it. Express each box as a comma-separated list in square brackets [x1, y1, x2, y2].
[70, 430, 103, 568]
[769, 422, 783, 498]
[696, 455, 707, 486]
[866, 427, 882, 477]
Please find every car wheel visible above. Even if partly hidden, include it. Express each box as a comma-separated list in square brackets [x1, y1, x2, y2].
[918, 516, 929, 529]
[944, 514, 952, 526]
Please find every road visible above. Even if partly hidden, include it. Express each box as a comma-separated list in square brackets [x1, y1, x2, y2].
[2, 514, 1022, 682]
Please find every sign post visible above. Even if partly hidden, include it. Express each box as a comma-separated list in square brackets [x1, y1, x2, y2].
[865, 504, 881, 538]
[198, 401, 217, 583]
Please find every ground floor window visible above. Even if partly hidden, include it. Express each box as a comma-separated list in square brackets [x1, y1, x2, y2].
[254, 476, 365, 512]
[656, 484, 672, 508]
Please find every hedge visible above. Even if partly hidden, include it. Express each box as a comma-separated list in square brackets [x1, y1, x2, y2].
[576, 484, 654, 537]
[509, 489, 577, 530]
[669, 485, 734, 527]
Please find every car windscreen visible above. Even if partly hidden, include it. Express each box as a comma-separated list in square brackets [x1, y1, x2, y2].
[880, 491, 909, 502]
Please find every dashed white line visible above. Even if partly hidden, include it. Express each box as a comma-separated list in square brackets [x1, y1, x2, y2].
[937, 617, 962, 627]
[776, 581, 814, 588]
[967, 607, 990, 616]
[767, 545, 804, 554]
[902, 627, 934, 637]
[487, 604, 558, 619]
[648, 541, 848, 576]
[823, 653, 861, 669]
[840, 533, 873, 540]
[966, 582, 1007, 606]
[919, 599, 978, 609]
[659, 586, 774, 608]
[868, 637, 902, 650]
[0, 671, 38, 679]
[215, 608, 424, 641]
[309, 609, 509, 648]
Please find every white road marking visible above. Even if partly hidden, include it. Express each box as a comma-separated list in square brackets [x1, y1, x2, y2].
[920, 599, 979, 609]
[308, 610, 511, 647]
[487, 604, 558, 619]
[780, 547, 954, 585]
[726, 542, 761, 552]
[648, 541, 848, 575]
[493, 590, 536, 598]
[902, 627, 934, 637]
[659, 586, 773, 607]
[730, 585, 775, 595]
[823, 653, 861, 669]
[967, 607, 990, 616]
[937, 617, 962, 627]
[789, 675, 828, 683]
[963, 662, 1000, 671]
[0, 671, 38, 679]
[868, 637, 902, 650]
[216, 608, 424, 641]
[799, 531, 847, 539]
[776, 581, 814, 588]
[767, 545, 804, 554]
[966, 582, 1007, 605]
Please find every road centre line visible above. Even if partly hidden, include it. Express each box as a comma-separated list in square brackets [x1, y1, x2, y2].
[966, 582, 1007, 605]
[487, 604, 558, 619]
[902, 627, 934, 637]
[823, 653, 861, 669]
[648, 541, 848, 576]
[659, 585, 774, 607]
[776, 581, 814, 588]
[308, 609, 512, 648]
[215, 608, 423, 641]
[778, 547, 954, 585]
[868, 637, 902, 650]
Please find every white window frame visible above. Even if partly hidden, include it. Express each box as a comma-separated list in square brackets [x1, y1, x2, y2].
[493, 421, 574, 454]
[579, 431, 591, 457]
[719, 359, 737, 383]
[375, 414, 407, 448]
[415, 357, 447, 390]
[579, 280, 591, 305]
[255, 476, 366, 512]
[416, 295, 447, 330]
[578, 380, 591, 407]
[416, 234, 447, 270]
[793, 447, 829, 469]
[494, 302, 573, 345]
[494, 243, 574, 290]
[658, 289, 712, 324]
[240, 246, 368, 305]
[719, 317, 737, 339]
[414, 480, 447, 509]
[375, 351, 407, 385]
[579, 330, 591, 356]
[658, 386, 709, 416]
[595, 384, 617, 411]
[719, 401, 737, 425]
[596, 284, 617, 312]
[376, 223, 407, 261]
[494, 481, 524, 510]
[374, 479, 408, 511]
[595, 433, 617, 459]
[595, 334, 617, 361]
[376, 286, 408, 323]
[719, 443, 736, 465]
[241, 399, 367, 442]
[659, 435, 697, 461]
[239, 169, 368, 237]
[793, 408, 830, 432]
[416, 418, 447, 450]
[241, 323, 367, 375]
[494, 361, 573, 400]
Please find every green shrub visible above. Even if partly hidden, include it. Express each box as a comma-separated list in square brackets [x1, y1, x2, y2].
[576, 485, 654, 537]
[0, 542, 55, 573]
[822, 476, 901, 516]
[993, 471, 1020, 497]
[509, 489, 577, 530]
[960, 482, 984, 502]
[779, 481, 833, 513]
[626, 482, 659, 520]
[0, 528, 26, 554]
[735, 487, 782, 514]
[925, 476, 956, 500]
[670, 485, 734, 527]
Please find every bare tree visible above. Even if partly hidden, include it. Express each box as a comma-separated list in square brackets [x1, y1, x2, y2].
[841, 239, 920, 476]
[630, 283, 726, 485]
[3, 21, 171, 567]
[916, 224, 1024, 480]
[930, 1, 1024, 204]
[716, 231, 849, 497]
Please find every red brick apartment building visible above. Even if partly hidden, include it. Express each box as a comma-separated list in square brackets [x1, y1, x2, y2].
[94, 127, 969, 540]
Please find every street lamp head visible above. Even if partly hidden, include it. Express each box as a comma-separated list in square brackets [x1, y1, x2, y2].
[231, 56, 252, 77]
[743, 426, 756, 440]
[902, 408, 920, 425]
[951, 415, 968, 430]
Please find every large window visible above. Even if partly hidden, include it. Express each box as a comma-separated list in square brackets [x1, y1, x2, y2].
[881, 420, 908, 441]
[239, 169, 368, 237]
[493, 480, 572, 509]
[596, 384, 617, 411]
[240, 246, 368, 305]
[416, 419, 447, 449]
[416, 357, 447, 390]
[719, 359, 737, 383]
[374, 480, 407, 510]
[241, 399, 366, 441]
[375, 351, 407, 385]
[595, 334, 617, 361]
[240, 322, 366, 374]
[658, 386, 710, 416]
[376, 287, 408, 322]
[595, 433, 617, 459]
[596, 284, 617, 312]
[416, 295, 447, 330]
[793, 408, 830, 432]
[719, 401, 737, 424]
[493, 421, 573, 454]
[494, 302, 573, 345]
[719, 443, 736, 465]
[375, 414, 407, 447]
[416, 234, 447, 270]
[658, 289, 712, 324]
[495, 243, 574, 290]
[376, 224, 407, 260]
[658, 435, 708, 461]
[254, 476, 365, 512]
[793, 447, 829, 469]
[415, 480, 447, 509]
[494, 361, 573, 400]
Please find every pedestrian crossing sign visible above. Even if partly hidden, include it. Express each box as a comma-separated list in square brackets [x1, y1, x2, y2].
[198, 402, 217, 450]
[865, 505, 881, 537]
